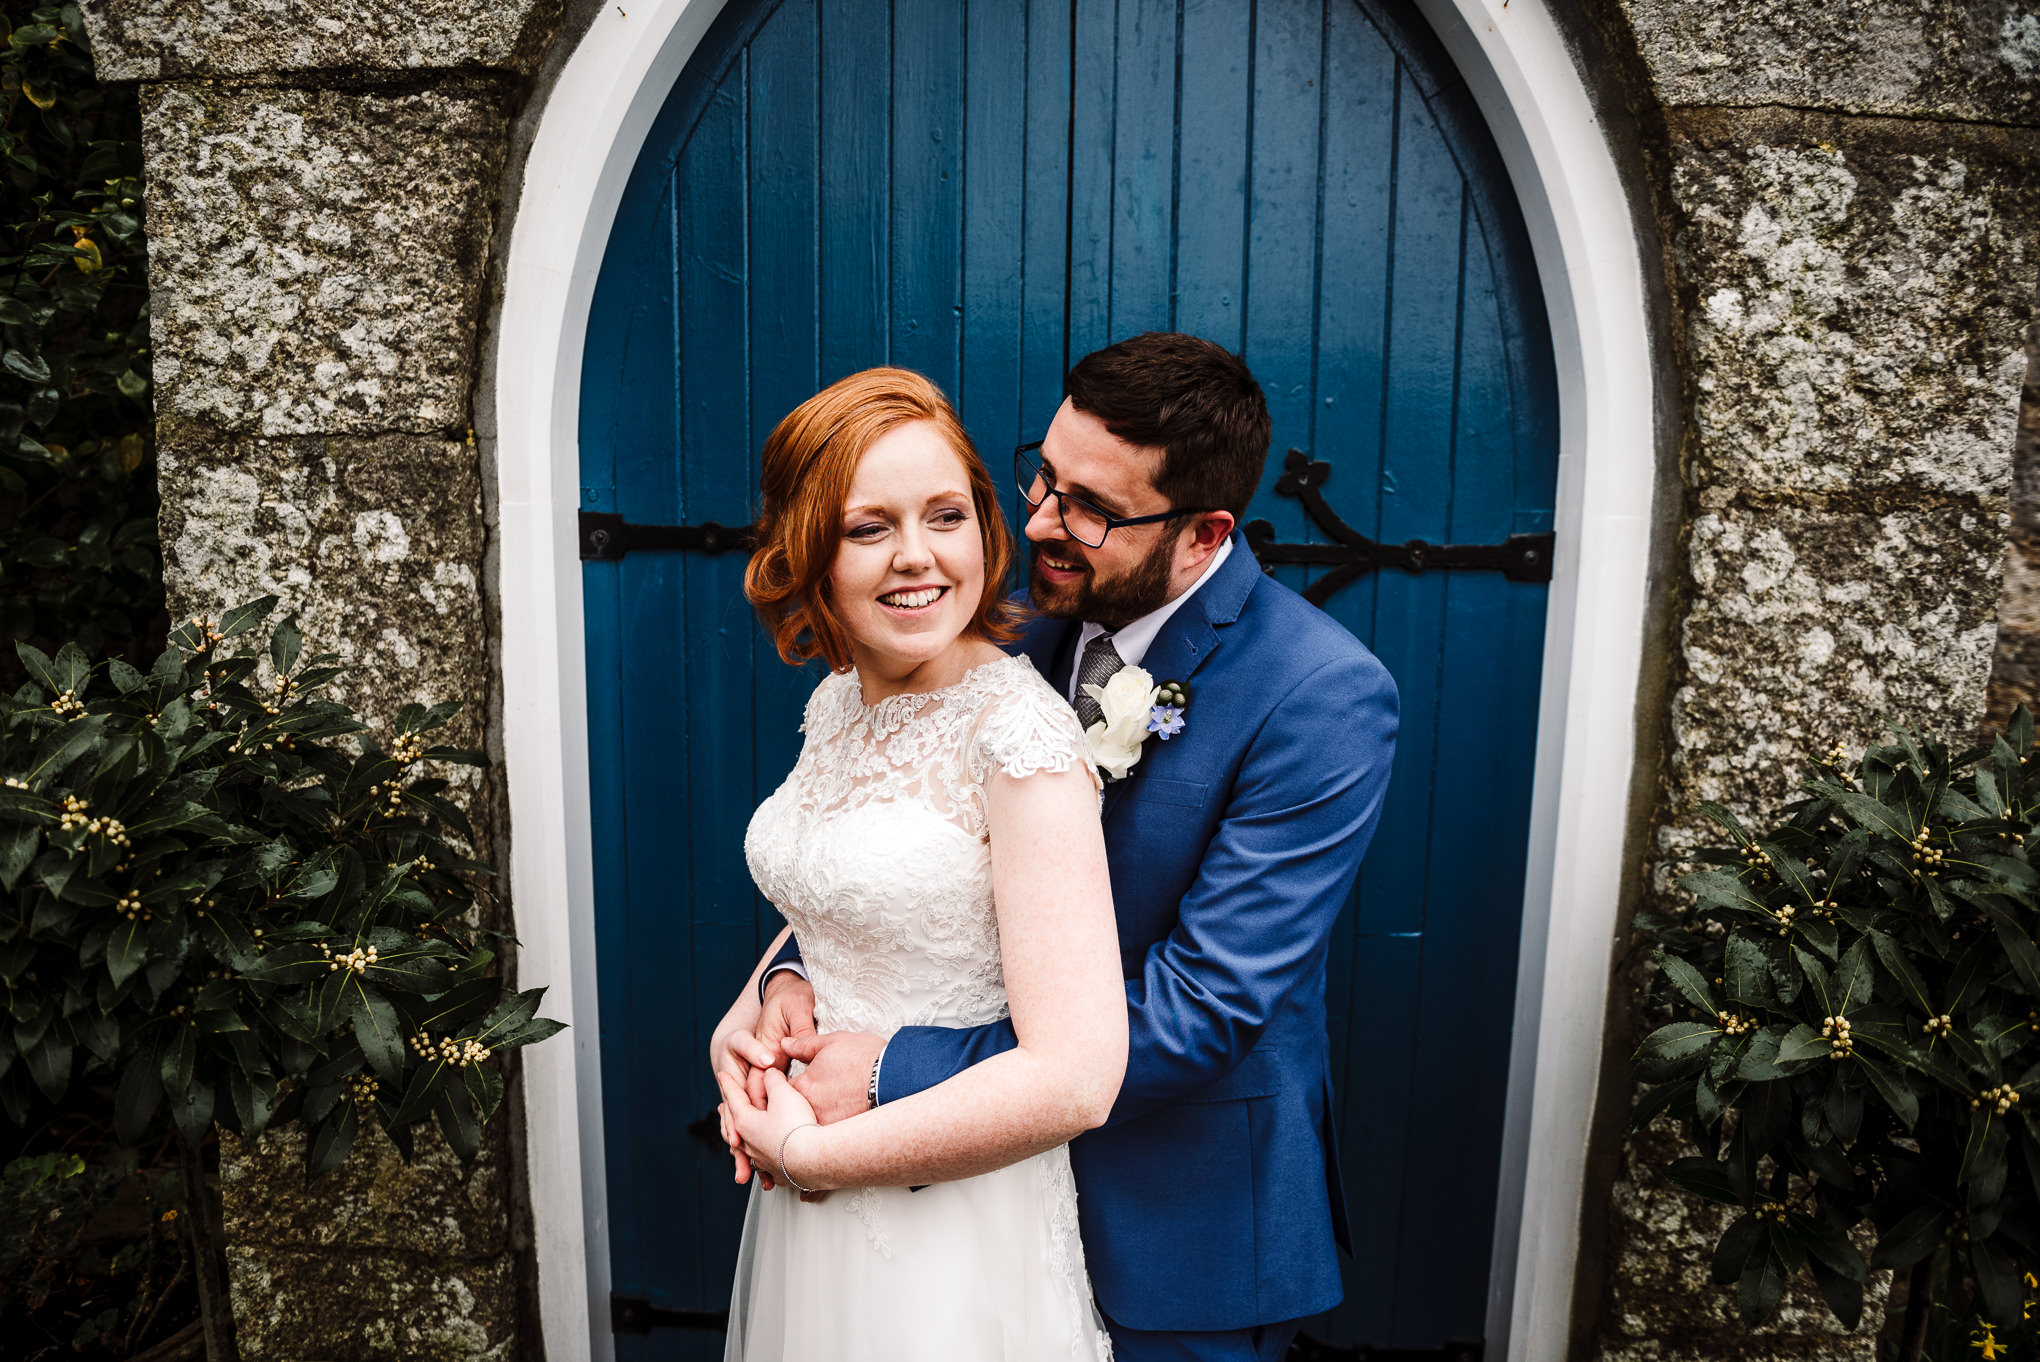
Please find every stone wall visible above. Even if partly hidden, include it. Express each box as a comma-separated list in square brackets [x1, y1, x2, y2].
[1580, 1, 2040, 1357]
[75, 0, 562, 1355]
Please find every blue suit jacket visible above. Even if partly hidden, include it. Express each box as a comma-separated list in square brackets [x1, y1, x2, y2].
[770, 533, 1399, 1331]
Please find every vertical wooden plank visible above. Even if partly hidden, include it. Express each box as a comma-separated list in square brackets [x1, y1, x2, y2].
[1107, 0, 1176, 337]
[1320, 929, 1424, 1336]
[1019, 0, 1072, 428]
[1238, 0, 1322, 555]
[747, 0, 821, 937]
[1065, 0, 1116, 364]
[1349, 75, 1459, 946]
[674, 63, 753, 1306]
[820, 0, 890, 382]
[583, 559, 638, 1290]
[892, 0, 966, 390]
[1172, 0, 1249, 348]
[581, 173, 679, 520]
[1311, 1, 1397, 556]
[961, 0, 1030, 543]
[1391, 221, 1537, 1341]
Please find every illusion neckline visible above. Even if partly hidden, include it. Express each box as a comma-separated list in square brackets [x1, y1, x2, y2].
[848, 653, 1029, 717]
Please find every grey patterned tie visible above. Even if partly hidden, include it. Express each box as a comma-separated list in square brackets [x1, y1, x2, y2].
[1072, 633, 1125, 732]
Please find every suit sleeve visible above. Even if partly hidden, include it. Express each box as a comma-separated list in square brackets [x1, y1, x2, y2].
[878, 649, 1399, 1120]
[756, 933, 807, 1004]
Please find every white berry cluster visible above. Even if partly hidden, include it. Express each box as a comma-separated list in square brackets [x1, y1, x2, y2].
[114, 891, 146, 922]
[1715, 1011, 1753, 1036]
[410, 1031, 489, 1067]
[263, 674, 292, 716]
[1739, 843, 1769, 878]
[56, 796, 130, 846]
[186, 617, 225, 651]
[323, 944, 377, 974]
[1909, 829, 1944, 871]
[1921, 1013, 1955, 1039]
[409, 856, 436, 877]
[348, 1074, 380, 1106]
[1820, 1015, 1854, 1060]
[3, 777, 25, 790]
[1770, 904, 1797, 937]
[388, 732, 426, 766]
[1819, 741, 1849, 767]
[50, 689, 85, 718]
[366, 780, 406, 820]
[1975, 1084, 2022, 1115]
[1755, 1200, 1790, 1224]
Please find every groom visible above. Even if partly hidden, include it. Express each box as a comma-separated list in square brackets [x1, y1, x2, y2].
[738, 332, 1397, 1361]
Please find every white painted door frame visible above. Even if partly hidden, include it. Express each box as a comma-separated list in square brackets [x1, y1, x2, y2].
[490, 3, 1658, 1358]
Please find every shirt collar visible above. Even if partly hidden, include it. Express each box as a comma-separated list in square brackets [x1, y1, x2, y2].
[1068, 536, 1234, 702]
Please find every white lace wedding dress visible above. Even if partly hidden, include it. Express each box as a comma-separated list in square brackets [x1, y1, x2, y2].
[725, 654, 1115, 1362]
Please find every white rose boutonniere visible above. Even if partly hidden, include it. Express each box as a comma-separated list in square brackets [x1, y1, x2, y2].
[1080, 667, 1192, 781]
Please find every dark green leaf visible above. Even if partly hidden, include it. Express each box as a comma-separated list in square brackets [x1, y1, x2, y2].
[1971, 1236, 2022, 1329]
[305, 1101, 359, 1181]
[1657, 953, 1720, 1014]
[1665, 1155, 1743, 1205]
[115, 1049, 161, 1144]
[1860, 1052, 1917, 1125]
[432, 1078, 480, 1163]
[1736, 1248, 1787, 1326]
[218, 596, 279, 639]
[1870, 1206, 1952, 1271]
[1711, 1213, 1764, 1286]
[347, 982, 405, 1080]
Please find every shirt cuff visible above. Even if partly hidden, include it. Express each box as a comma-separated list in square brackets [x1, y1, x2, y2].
[758, 960, 808, 1004]
[870, 1044, 887, 1108]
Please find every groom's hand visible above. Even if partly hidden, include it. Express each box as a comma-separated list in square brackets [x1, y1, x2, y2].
[782, 1030, 884, 1125]
[748, 972, 819, 1106]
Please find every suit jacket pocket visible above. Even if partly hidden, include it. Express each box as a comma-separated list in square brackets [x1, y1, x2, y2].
[1130, 777, 1209, 809]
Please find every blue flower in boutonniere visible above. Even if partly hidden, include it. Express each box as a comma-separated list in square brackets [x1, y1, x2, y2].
[1147, 680, 1189, 740]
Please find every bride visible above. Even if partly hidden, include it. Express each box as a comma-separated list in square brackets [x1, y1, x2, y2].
[709, 367, 1128, 1361]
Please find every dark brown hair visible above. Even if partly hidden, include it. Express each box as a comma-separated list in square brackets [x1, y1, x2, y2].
[745, 367, 1025, 672]
[1063, 332, 1272, 519]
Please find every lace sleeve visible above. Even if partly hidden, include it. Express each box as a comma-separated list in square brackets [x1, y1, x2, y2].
[970, 674, 1101, 789]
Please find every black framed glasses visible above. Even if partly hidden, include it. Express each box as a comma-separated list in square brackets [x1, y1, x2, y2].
[1013, 441, 1218, 549]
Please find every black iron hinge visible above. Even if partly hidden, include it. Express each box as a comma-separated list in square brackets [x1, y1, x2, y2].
[579, 510, 755, 561]
[610, 1293, 728, 1334]
[1245, 448, 1553, 605]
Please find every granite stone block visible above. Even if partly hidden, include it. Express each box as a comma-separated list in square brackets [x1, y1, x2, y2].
[142, 84, 505, 439]
[1671, 111, 2038, 499]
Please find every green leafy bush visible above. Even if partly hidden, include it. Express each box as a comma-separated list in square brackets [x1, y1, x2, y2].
[0, 3, 161, 668]
[1636, 710, 2040, 1350]
[0, 598, 563, 1177]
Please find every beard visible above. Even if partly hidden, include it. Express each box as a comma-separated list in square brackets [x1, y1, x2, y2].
[1028, 532, 1177, 629]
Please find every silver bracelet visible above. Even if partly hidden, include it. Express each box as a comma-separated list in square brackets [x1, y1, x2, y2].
[777, 1122, 819, 1195]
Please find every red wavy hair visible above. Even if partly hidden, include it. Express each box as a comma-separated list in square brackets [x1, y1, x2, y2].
[745, 367, 1025, 672]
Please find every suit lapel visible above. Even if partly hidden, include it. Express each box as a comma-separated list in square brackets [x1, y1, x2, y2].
[1099, 532, 1260, 820]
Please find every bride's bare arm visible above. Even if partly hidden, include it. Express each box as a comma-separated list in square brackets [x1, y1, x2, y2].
[718, 760, 1126, 1189]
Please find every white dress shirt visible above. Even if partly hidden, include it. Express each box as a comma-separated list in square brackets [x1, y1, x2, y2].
[1067, 535, 1233, 703]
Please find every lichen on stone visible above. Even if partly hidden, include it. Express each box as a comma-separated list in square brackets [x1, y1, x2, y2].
[142, 84, 507, 439]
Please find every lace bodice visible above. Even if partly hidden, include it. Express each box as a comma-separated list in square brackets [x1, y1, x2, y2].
[745, 654, 1098, 1038]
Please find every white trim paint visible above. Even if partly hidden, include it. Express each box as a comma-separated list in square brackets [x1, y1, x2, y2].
[492, 3, 1657, 1360]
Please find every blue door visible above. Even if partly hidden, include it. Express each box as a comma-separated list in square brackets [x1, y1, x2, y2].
[579, 2, 1556, 1355]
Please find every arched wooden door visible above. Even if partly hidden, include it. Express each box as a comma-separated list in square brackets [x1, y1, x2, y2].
[579, 2, 1557, 1355]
